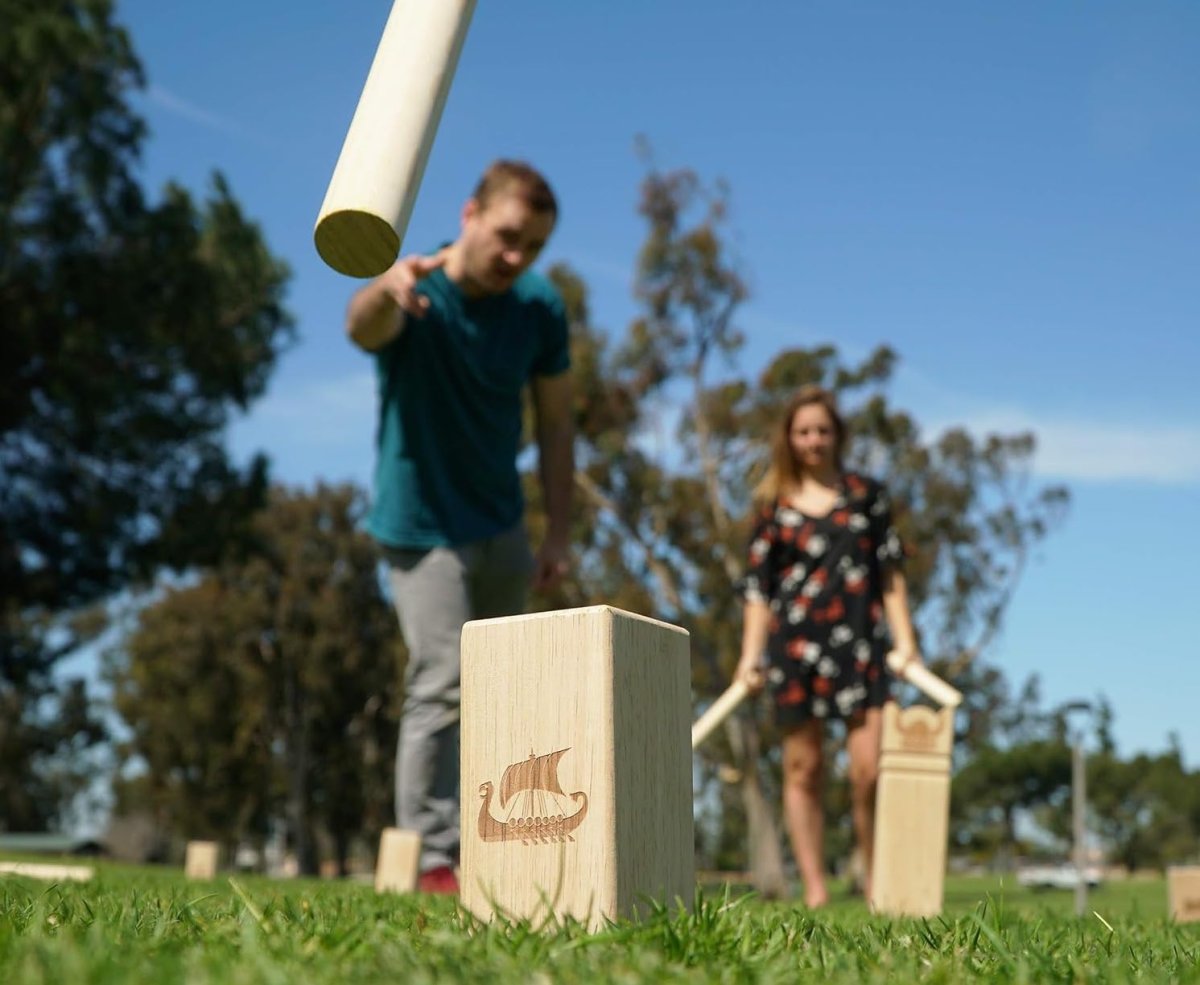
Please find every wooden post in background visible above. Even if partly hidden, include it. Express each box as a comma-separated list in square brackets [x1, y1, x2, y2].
[374, 828, 421, 894]
[184, 840, 219, 880]
[870, 703, 956, 917]
[460, 606, 694, 930]
[1168, 866, 1200, 922]
[314, 0, 477, 278]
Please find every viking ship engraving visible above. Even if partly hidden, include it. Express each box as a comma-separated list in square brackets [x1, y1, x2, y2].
[478, 748, 589, 844]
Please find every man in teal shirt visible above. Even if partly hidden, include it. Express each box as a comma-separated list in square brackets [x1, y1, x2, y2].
[345, 161, 573, 894]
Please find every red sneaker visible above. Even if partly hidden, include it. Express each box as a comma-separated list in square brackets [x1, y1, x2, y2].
[417, 865, 459, 895]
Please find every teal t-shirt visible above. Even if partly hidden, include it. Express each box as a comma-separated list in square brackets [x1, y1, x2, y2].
[365, 267, 570, 548]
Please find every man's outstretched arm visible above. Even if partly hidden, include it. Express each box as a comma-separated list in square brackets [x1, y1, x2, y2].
[345, 251, 447, 351]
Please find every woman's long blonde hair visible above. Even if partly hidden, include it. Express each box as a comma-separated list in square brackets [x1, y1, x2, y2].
[751, 385, 847, 505]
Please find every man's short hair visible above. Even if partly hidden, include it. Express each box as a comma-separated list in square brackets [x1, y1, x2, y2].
[472, 160, 558, 218]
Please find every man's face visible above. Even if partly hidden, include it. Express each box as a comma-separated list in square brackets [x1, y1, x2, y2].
[459, 190, 556, 295]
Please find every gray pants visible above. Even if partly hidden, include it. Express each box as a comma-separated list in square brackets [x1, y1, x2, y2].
[385, 524, 534, 871]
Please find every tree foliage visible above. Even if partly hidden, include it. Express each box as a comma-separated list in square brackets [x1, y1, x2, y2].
[1, 0, 292, 829]
[525, 156, 1070, 879]
[536, 162, 1067, 691]
[2, 0, 293, 612]
[0, 616, 106, 830]
[1084, 742, 1200, 870]
[109, 486, 400, 874]
[952, 740, 1073, 857]
[89, 142, 1195, 876]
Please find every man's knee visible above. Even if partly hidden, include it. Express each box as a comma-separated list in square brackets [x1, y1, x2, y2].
[403, 650, 461, 705]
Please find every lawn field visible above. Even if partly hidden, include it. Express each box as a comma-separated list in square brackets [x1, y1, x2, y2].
[1, 859, 1197, 983]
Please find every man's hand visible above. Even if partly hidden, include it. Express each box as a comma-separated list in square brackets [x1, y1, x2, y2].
[378, 250, 449, 319]
[531, 537, 570, 594]
[345, 249, 449, 351]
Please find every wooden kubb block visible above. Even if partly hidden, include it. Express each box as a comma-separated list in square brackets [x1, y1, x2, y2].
[375, 827, 421, 893]
[184, 840, 219, 880]
[461, 605, 694, 929]
[871, 703, 954, 917]
[1168, 866, 1200, 922]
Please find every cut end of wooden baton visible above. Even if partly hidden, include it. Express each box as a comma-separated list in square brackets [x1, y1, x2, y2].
[314, 209, 400, 278]
[886, 651, 963, 709]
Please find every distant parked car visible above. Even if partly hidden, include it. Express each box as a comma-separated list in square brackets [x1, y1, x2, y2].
[1017, 863, 1103, 890]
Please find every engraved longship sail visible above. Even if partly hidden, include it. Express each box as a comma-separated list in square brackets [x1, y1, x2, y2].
[500, 749, 567, 808]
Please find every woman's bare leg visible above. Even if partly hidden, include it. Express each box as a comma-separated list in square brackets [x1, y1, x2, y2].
[781, 719, 828, 907]
[846, 706, 883, 901]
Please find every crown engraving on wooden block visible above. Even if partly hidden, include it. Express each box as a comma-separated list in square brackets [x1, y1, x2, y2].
[895, 709, 947, 752]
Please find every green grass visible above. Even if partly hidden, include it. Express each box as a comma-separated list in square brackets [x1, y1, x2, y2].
[1, 861, 1197, 983]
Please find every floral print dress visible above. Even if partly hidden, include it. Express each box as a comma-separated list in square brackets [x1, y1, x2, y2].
[740, 472, 906, 728]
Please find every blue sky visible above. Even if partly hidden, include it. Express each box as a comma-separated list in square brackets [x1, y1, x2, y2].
[112, 1, 1199, 764]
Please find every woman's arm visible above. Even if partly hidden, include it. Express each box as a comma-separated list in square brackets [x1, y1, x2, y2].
[736, 599, 771, 692]
[881, 565, 922, 667]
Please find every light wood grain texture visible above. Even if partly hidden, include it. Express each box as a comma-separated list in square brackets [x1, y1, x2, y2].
[374, 827, 421, 894]
[1168, 866, 1200, 922]
[461, 605, 694, 930]
[870, 702, 954, 917]
[691, 680, 749, 750]
[315, 0, 477, 277]
[184, 840, 219, 880]
[0, 861, 94, 882]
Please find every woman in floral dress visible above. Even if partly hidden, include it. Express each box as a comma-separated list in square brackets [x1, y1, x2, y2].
[735, 385, 921, 908]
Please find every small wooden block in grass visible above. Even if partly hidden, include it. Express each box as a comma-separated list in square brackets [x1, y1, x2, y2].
[375, 828, 421, 893]
[460, 605, 694, 931]
[0, 861, 94, 882]
[1168, 866, 1200, 922]
[184, 840, 219, 880]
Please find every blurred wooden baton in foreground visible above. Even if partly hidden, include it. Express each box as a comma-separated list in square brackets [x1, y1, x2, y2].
[691, 679, 750, 749]
[315, 0, 477, 277]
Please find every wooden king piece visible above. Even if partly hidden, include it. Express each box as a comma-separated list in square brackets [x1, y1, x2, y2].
[315, 0, 477, 278]
[870, 652, 962, 917]
[460, 606, 694, 930]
